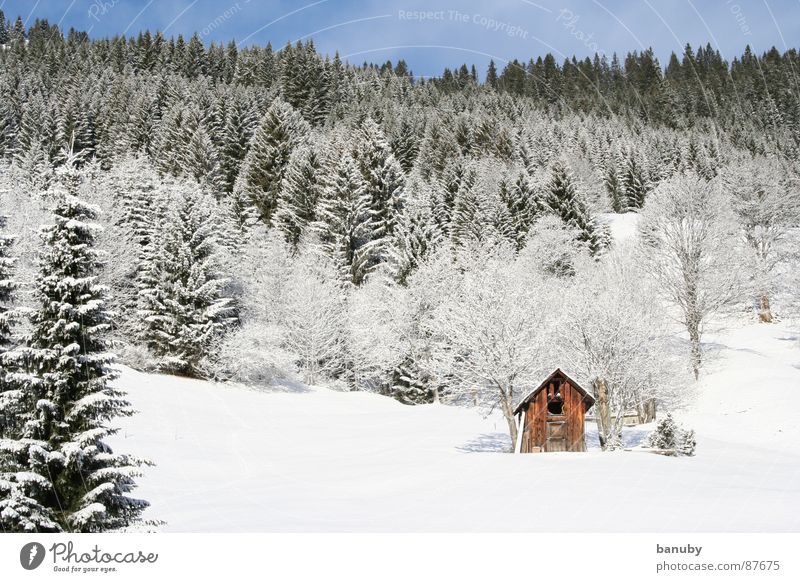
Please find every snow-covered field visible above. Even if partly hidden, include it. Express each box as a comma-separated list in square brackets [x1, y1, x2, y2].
[109, 320, 800, 532]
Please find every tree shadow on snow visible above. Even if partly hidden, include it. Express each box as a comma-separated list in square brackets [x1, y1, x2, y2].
[234, 377, 312, 394]
[456, 432, 512, 453]
[585, 422, 652, 450]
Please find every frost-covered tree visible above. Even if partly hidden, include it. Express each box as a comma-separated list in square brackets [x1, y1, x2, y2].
[0, 214, 20, 437]
[422, 242, 557, 446]
[2, 190, 149, 532]
[274, 144, 323, 249]
[282, 252, 345, 384]
[353, 118, 405, 266]
[721, 155, 800, 322]
[182, 124, 224, 195]
[518, 215, 589, 278]
[139, 186, 237, 376]
[638, 172, 744, 379]
[212, 228, 296, 384]
[220, 93, 257, 193]
[386, 176, 441, 284]
[500, 171, 542, 250]
[560, 246, 681, 449]
[313, 152, 373, 285]
[546, 160, 608, 256]
[348, 272, 412, 396]
[234, 99, 309, 225]
[80, 157, 163, 344]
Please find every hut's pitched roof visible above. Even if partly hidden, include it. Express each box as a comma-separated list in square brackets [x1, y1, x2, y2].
[513, 368, 595, 415]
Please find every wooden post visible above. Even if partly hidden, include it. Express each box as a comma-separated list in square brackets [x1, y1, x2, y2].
[514, 411, 526, 454]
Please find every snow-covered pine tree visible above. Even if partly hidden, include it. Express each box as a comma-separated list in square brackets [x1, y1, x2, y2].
[274, 144, 323, 249]
[500, 171, 542, 250]
[352, 118, 405, 269]
[602, 148, 626, 213]
[313, 153, 372, 286]
[619, 144, 649, 209]
[546, 160, 608, 256]
[387, 177, 442, 285]
[139, 186, 237, 376]
[430, 158, 466, 238]
[153, 102, 198, 178]
[1, 228, 49, 534]
[219, 92, 257, 193]
[234, 99, 310, 226]
[0, 214, 20, 437]
[390, 116, 421, 173]
[88, 156, 163, 344]
[648, 413, 678, 449]
[4, 187, 149, 532]
[182, 123, 224, 195]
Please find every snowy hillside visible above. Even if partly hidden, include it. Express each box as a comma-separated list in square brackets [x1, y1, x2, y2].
[109, 320, 800, 532]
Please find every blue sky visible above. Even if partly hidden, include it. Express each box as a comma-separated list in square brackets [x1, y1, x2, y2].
[1, 0, 798, 78]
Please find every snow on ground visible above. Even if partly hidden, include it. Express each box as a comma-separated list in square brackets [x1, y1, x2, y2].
[108, 320, 800, 532]
[600, 211, 640, 242]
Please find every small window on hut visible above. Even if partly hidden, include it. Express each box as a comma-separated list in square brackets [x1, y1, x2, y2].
[547, 379, 564, 415]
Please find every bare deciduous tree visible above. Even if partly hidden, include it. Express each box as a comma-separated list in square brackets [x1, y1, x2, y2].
[421, 241, 558, 447]
[637, 172, 744, 379]
[721, 155, 800, 322]
[560, 245, 683, 449]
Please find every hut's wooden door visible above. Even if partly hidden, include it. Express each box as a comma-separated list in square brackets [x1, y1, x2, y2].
[545, 420, 567, 452]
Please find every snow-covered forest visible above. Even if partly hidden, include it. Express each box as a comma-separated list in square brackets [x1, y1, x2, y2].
[1, 12, 799, 532]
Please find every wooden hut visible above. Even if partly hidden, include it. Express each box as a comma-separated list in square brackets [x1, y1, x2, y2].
[513, 369, 595, 453]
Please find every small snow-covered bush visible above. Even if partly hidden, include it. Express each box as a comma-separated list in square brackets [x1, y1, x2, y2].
[209, 323, 297, 386]
[647, 413, 696, 456]
[115, 342, 163, 373]
[678, 429, 697, 457]
[647, 414, 679, 449]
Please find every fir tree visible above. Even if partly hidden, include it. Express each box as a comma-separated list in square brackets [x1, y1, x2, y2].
[234, 99, 309, 225]
[0, 214, 19, 438]
[3, 187, 149, 532]
[500, 172, 542, 250]
[546, 161, 608, 256]
[647, 413, 679, 449]
[139, 187, 237, 376]
[313, 153, 372, 285]
[387, 179, 441, 285]
[220, 93, 257, 193]
[353, 118, 405, 268]
[274, 144, 323, 250]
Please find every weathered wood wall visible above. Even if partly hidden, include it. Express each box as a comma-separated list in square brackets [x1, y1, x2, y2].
[521, 377, 588, 453]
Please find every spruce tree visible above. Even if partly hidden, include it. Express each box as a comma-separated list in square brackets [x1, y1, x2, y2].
[274, 144, 323, 249]
[234, 99, 309, 225]
[353, 118, 405, 267]
[0, 214, 19, 437]
[3, 186, 149, 532]
[220, 94, 257, 193]
[182, 124, 224, 195]
[139, 186, 237, 376]
[546, 161, 608, 256]
[387, 179, 441, 285]
[313, 153, 372, 285]
[500, 172, 542, 249]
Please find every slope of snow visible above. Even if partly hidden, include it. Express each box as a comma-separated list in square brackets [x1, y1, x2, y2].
[108, 320, 800, 532]
[600, 211, 640, 242]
